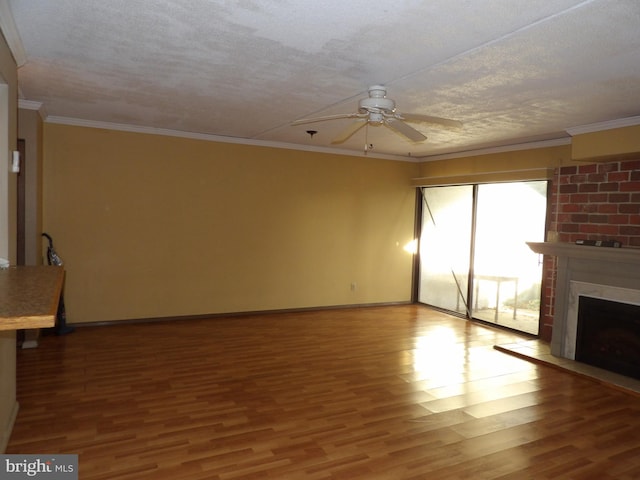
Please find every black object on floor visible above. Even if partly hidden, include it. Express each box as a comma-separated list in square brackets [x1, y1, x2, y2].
[42, 232, 75, 335]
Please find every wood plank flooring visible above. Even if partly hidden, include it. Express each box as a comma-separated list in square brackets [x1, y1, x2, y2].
[7, 305, 640, 479]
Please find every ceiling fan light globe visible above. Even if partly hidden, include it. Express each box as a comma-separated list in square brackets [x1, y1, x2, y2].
[369, 112, 384, 123]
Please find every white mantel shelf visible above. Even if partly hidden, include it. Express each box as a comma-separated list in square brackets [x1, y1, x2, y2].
[527, 242, 640, 264]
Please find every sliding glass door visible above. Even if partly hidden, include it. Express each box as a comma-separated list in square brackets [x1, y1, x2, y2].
[418, 181, 547, 335]
[472, 182, 546, 334]
[418, 186, 473, 315]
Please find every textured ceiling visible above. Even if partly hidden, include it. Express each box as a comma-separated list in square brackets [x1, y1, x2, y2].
[4, 0, 640, 159]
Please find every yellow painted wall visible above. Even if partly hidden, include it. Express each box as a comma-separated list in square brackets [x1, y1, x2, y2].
[0, 29, 19, 452]
[43, 124, 420, 323]
[414, 144, 573, 186]
[413, 128, 640, 186]
[571, 125, 640, 162]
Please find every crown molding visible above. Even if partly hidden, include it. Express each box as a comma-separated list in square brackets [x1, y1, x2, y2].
[41, 115, 578, 164]
[566, 115, 640, 136]
[0, 0, 27, 67]
[44, 116, 416, 162]
[18, 99, 47, 118]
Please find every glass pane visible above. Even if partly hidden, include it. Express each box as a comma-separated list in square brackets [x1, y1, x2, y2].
[472, 181, 547, 334]
[419, 186, 473, 314]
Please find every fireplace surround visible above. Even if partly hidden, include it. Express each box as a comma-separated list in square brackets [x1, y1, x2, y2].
[527, 242, 640, 376]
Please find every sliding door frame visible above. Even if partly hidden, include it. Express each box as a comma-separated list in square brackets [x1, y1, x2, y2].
[410, 188, 423, 303]
[415, 180, 549, 337]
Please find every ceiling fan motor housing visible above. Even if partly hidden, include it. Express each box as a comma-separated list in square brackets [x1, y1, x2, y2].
[359, 85, 395, 121]
[359, 86, 396, 122]
[359, 98, 396, 123]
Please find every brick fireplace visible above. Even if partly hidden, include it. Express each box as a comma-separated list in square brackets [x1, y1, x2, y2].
[538, 159, 640, 342]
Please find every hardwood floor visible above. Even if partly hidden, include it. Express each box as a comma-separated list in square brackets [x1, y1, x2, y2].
[8, 305, 640, 479]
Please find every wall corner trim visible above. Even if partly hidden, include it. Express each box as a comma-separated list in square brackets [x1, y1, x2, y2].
[18, 99, 46, 119]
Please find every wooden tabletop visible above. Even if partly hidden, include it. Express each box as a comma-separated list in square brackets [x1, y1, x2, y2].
[0, 265, 64, 331]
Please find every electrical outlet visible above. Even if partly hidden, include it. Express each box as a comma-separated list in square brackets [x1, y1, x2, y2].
[350, 282, 357, 291]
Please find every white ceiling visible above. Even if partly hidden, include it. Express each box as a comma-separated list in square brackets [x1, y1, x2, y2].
[3, 0, 640, 160]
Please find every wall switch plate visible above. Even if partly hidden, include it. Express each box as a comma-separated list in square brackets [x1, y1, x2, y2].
[11, 150, 20, 173]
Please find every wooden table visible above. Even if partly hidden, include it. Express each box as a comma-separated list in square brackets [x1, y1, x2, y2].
[474, 274, 519, 322]
[0, 265, 64, 331]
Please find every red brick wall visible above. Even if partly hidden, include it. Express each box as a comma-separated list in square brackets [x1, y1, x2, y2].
[540, 159, 640, 341]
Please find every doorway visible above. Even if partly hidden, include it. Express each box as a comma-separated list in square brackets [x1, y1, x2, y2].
[418, 181, 548, 335]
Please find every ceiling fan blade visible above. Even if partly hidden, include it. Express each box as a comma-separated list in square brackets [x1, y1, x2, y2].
[399, 113, 463, 129]
[385, 118, 427, 143]
[331, 119, 367, 144]
[291, 113, 363, 126]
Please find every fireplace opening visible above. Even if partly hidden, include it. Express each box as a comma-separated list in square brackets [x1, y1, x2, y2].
[576, 295, 640, 380]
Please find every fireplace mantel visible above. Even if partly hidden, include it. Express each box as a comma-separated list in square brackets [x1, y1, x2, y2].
[527, 241, 640, 362]
[527, 242, 640, 264]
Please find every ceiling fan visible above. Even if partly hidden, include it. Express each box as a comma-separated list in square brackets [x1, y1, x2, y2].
[291, 85, 462, 144]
